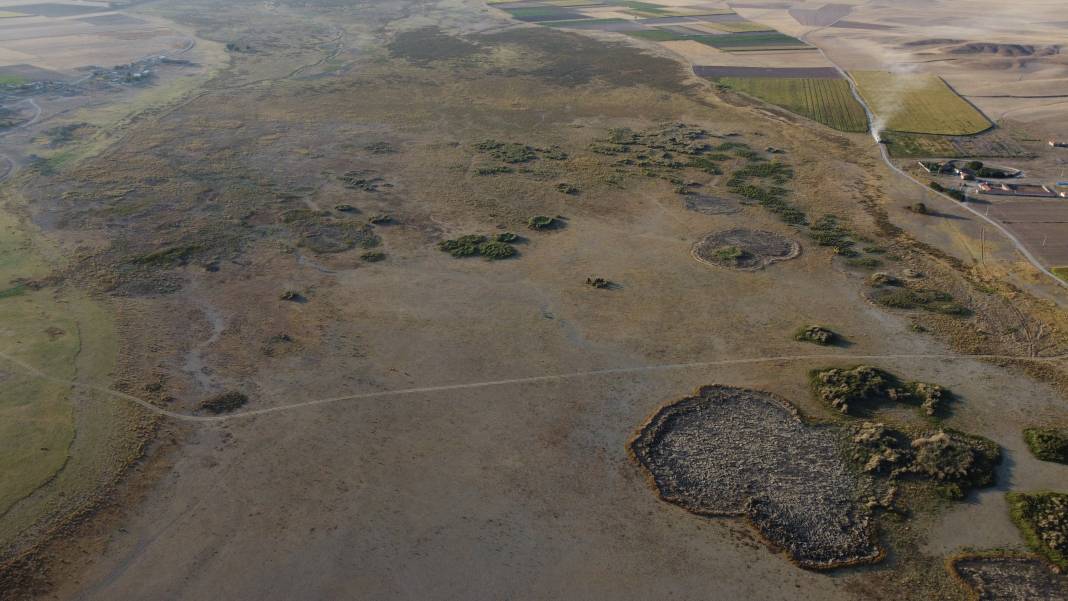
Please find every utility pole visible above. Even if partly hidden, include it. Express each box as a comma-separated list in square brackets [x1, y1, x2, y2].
[980, 226, 985, 264]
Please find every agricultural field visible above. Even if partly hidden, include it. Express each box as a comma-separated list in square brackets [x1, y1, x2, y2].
[852, 71, 993, 136]
[491, 0, 808, 52]
[715, 76, 868, 132]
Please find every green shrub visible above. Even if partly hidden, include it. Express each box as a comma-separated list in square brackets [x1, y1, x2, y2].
[360, 251, 386, 262]
[496, 232, 519, 243]
[1024, 428, 1068, 464]
[438, 234, 516, 260]
[475, 140, 536, 163]
[711, 245, 745, 263]
[794, 325, 837, 345]
[528, 215, 557, 230]
[478, 241, 517, 260]
[439, 234, 487, 257]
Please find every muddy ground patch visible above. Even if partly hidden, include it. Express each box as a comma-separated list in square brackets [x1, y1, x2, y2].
[691, 228, 800, 270]
[630, 385, 881, 570]
[949, 555, 1068, 600]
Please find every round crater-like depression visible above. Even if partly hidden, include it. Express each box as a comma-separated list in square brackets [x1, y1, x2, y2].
[691, 228, 800, 270]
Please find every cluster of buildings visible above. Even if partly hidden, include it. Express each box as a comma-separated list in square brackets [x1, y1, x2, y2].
[977, 181, 1065, 198]
[920, 160, 1067, 199]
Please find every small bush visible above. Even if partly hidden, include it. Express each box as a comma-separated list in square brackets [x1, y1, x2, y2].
[794, 325, 837, 345]
[496, 232, 518, 243]
[361, 251, 386, 262]
[711, 245, 745, 263]
[847, 257, 881, 269]
[476, 165, 514, 176]
[528, 215, 557, 230]
[555, 182, 579, 195]
[1024, 428, 1068, 464]
[200, 391, 248, 414]
[478, 241, 516, 260]
[586, 277, 612, 289]
[908, 202, 929, 214]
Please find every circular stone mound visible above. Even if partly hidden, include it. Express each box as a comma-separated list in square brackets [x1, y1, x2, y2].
[692, 228, 800, 270]
[950, 555, 1068, 600]
[683, 194, 741, 215]
[630, 385, 881, 570]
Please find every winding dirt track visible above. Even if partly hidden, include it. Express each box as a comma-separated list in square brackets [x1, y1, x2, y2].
[0, 349, 1064, 423]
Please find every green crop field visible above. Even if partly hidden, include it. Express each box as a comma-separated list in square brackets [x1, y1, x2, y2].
[852, 71, 992, 136]
[623, 29, 688, 41]
[717, 77, 868, 133]
[695, 31, 807, 50]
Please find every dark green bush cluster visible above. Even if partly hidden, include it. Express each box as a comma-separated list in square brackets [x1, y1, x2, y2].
[1023, 428, 1068, 464]
[851, 422, 1000, 500]
[476, 165, 514, 176]
[200, 391, 249, 414]
[475, 139, 537, 163]
[438, 235, 516, 260]
[808, 214, 857, 256]
[527, 215, 558, 230]
[850, 424, 999, 501]
[872, 287, 969, 316]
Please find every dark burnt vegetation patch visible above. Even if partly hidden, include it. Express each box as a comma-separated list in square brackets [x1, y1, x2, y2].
[388, 26, 487, 66]
[199, 391, 249, 414]
[630, 386, 882, 570]
[474, 27, 689, 92]
[282, 208, 381, 254]
[950, 554, 1068, 601]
